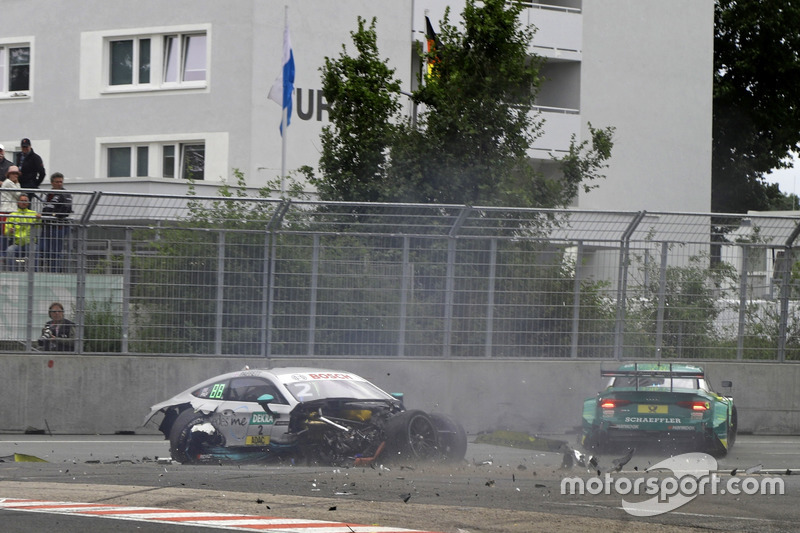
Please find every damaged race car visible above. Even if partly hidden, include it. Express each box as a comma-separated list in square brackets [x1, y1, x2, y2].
[580, 362, 737, 456]
[143, 367, 467, 466]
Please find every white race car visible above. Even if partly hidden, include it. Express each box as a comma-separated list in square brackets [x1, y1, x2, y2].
[143, 367, 467, 465]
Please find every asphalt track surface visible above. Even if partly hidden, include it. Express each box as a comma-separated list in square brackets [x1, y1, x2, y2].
[0, 434, 798, 532]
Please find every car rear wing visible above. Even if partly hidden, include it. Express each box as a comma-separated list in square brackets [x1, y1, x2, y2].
[601, 363, 704, 391]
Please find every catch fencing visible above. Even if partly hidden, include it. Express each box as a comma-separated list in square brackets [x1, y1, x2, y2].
[3, 190, 800, 361]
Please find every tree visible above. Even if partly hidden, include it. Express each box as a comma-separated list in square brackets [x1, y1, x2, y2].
[388, 0, 544, 206]
[315, 0, 614, 208]
[713, 0, 800, 213]
[312, 17, 402, 202]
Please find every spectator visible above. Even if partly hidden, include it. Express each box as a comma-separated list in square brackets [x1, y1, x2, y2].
[0, 166, 22, 250]
[0, 144, 12, 182]
[3, 194, 41, 270]
[38, 302, 76, 352]
[15, 138, 46, 193]
[39, 172, 73, 272]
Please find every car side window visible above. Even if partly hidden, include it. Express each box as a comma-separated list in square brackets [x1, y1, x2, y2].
[192, 380, 230, 400]
[228, 377, 287, 404]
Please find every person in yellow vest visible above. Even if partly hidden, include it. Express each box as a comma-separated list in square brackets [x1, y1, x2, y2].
[3, 194, 41, 270]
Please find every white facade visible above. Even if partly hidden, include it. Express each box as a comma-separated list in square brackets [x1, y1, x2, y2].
[0, 0, 713, 212]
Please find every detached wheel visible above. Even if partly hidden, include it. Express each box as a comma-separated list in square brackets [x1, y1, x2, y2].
[384, 410, 439, 462]
[430, 413, 467, 462]
[169, 409, 218, 464]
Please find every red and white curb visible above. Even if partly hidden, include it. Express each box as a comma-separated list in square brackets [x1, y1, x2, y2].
[0, 498, 442, 532]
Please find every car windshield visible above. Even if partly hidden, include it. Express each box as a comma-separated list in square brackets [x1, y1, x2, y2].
[284, 379, 393, 402]
[612, 377, 698, 389]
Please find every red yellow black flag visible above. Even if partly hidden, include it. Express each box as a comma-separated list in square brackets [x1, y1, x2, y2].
[425, 16, 441, 76]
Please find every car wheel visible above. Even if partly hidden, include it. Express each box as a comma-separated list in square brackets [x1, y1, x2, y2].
[169, 409, 218, 464]
[383, 410, 439, 462]
[727, 406, 738, 450]
[430, 413, 467, 462]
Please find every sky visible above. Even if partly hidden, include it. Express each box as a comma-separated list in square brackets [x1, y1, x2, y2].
[765, 154, 800, 199]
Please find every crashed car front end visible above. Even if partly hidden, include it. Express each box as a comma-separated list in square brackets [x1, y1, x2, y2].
[283, 398, 403, 465]
[144, 367, 467, 466]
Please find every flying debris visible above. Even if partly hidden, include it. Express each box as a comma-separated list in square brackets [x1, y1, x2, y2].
[611, 447, 635, 472]
[745, 464, 762, 475]
[560, 447, 573, 469]
[560, 444, 597, 471]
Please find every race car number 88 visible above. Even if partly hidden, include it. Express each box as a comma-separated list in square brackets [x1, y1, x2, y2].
[209, 383, 225, 399]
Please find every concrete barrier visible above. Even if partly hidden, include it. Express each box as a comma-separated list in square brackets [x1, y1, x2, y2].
[1, 355, 797, 437]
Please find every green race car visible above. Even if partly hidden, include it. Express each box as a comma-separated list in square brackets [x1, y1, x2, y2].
[581, 362, 737, 456]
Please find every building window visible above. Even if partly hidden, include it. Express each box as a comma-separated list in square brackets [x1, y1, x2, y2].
[109, 38, 150, 86]
[106, 142, 204, 180]
[108, 147, 132, 177]
[107, 31, 206, 91]
[0, 44, 31, 96]
[163, 143, 205, 180]
[164, 34, 206, 84]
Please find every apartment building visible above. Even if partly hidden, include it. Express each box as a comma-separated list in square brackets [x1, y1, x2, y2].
[0, 0, 713, 212]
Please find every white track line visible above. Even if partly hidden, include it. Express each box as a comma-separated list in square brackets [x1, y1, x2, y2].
[0, 498, 441, 533]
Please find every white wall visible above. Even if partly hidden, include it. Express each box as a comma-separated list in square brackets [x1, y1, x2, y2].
[578, 0, 714, 212]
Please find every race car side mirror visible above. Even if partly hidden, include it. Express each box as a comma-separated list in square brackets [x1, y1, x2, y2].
[720, 380, 732, 388]
[390, 392, 404, 408]
[257, 393, 277, 417]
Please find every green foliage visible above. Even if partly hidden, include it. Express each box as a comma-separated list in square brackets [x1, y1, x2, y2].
[83, 300, 122, 353]
[313, 17, 402, 202]
[713, 0, 800, 213]
[557, 123, 616, 206]
[314, 0, 614, 208]
[625, 252, 738, 358]
[390, 0, 544, 206]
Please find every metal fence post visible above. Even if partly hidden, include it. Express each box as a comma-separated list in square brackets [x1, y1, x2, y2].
[122, 228, 132, 354]
[215, 231, 225, 356]
[266, 236, 277, 358]
[398, 236, 410, 357]
[486, 238, 497, 358]
[614, 211, 646, 360]
[736, 245, 749, 360]
[570, 241, 584, 359]
[24, 224, 37, 352]
[777, 223, 800, 361]
[654, 241, 669, 359]
[260, 232, 271, 358]
[443, 237, 455, 358]
[308, 234, 319, 357]
[265, 200, 290, 359]
[75, 224, 87, 354]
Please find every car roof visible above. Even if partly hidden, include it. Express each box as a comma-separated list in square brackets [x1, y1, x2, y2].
[215, 367, 370, 382]
[615, 362, 704, 374]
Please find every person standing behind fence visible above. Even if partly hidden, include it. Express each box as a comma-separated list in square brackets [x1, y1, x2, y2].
[0, 166, 22, 251]
[38, 302, 76, 351]
[39, 172, 72, 272]
[0, 145, 13, 182]
[14, 138, 46, 195]
[3, 194, 41, 270]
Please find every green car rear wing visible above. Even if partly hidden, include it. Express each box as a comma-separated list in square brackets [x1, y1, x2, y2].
[600, 363, 705, 391]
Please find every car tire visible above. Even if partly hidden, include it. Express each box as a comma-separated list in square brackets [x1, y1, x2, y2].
[169, 409, 217, 464]
[430, 413, 467, 462]
[383, 410, 439, 462]
[727, 405, 738, 450]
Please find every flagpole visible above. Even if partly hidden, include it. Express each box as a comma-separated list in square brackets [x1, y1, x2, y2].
[280, 5, 288, 195]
